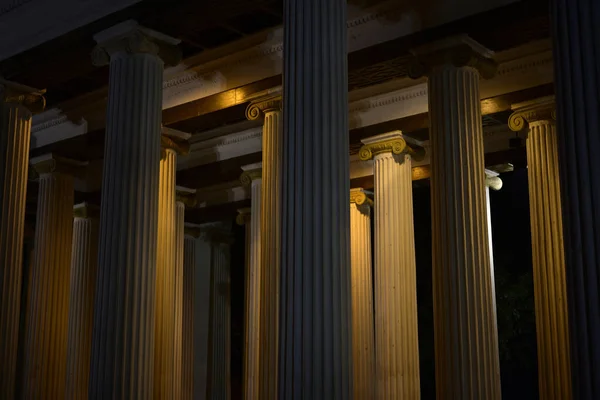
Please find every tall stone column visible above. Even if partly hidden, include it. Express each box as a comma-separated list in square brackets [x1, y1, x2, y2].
[65, 203, 100, 399]
[0, 78, 44, 398]
[23, 154, 76, 398]
[182, 226, 200, 400]
[89, 20, 180, 398]
[410, 36, 501, 399]
[280, 0, 352, 397]
[239, 162, 262, 400]
[509, 97, 572, 399]
[246, 94, 281, 399]
[551, 1, 600, 397]
[204, 227, 233, 400]
[485, 170, 502, 317]
[155, 130, 190, 400]
[348, 188, 375, 400]
[360, 132, 423, 398]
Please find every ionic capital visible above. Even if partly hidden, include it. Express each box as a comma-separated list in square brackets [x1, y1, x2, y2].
[240, 162, 262, 186]
[236, 207, 251, 226]
[408, 35, 497, 80]
[508, 96, 556, 132]
[73, 202, 100, 219]
[359, 131, 425, 162]
[176, 186, 197, 207]
[30, 153, 87, 178]
[246, 95, 282, 121]
[92, 20, 181, 67]
[161, 126, 191, 155]
[485, 170, 503, 191]
[0, 78, 46, 113]
[350, 188, 373, 207]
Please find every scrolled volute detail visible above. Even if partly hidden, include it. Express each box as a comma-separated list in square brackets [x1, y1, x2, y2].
[350, 189, 373, 207]
[240, 169, 262, 186]
[509, 98, 556, 132]
[30, 155, 86, 178]
[245, 95, 282, 121]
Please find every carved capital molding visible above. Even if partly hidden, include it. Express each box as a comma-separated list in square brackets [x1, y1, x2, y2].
[246, 94, 282, 121]
[92, 20, 181, 67]
[350, 188, 373, 207]
[359, 131, 425, 161]
[161, 135, 190, 155]
[409, 35, 497, 80]
[30, 153, 87, 178]
[73, 202, 100, 219]
[240, 162, 263, 186]
[0, 78, 46, 113]
[485, 169, 503, 191]
[236, 207, 251, 226]
[176, 186, 197, 208]
[508, 96, 556, 132]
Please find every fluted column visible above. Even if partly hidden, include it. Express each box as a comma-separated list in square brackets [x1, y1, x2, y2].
[509, 97, 571, 399]
[65, 203, 100, 399]
[155, 131, 190, 400]
[280, 0, 352, 397]
[205, 227, 233, 400]
[0, 79, 44, 398]
[348, 188, 375, 400]
[410, 36, 501, 399]
[246, 94, 281, 399]
[24, 154, 76, 398]
[89, 20, 180, 398]
[360, 132, 423, 398]
[239, 162, 262, 400]
[484, 170, 502, 318]
[551, 1, 600, 397]
[182, 226, 200, 400]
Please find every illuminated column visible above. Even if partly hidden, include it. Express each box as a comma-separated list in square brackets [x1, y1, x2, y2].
[246, 94, 281, 398]
[204, 227, 233, 400]
[89, 21, 180, 398]
[509, 97, 572, 399]
[182, 226, 200, 400]
[410, 36, 501, 399]
[360, 132, 423, 398]
[239, 162, 262, 400]
[23, 154, 76, 398]
[551, 1, 600, 397]
[484, 170, 501, 322]
[280, 0, 353, 397]
[65, 203, 100, 399]
[155, 130, 190, 399]
[348, 188, 375, 400]
[0, 79, 44, 398]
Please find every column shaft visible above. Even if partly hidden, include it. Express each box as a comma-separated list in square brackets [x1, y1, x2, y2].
[182, 235, 196, 400]
[526, 121, 571, 398]
[373, 152, 420, 398]
[349, 191, 375, 399]
[428, 65, 501, 398]
[0, 100, 32, 398]
[155, 149, 176, 398]
[90, 21, 179, 398]
[65, 207, 99, 398]
[24, 169, 74, 398]
[551, 0, 600, 397]
[280, 0, 353, 397]
[174, 201, 185, 399]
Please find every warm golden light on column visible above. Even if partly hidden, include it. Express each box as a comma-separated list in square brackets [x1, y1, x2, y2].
[360, 131, 424, 398]
[411, 36, 501, 399]
[509, 96, 571, 399]
[349, 188, 375, 400]
[24, 154, 77, 399]
[0, 79, 44, 398]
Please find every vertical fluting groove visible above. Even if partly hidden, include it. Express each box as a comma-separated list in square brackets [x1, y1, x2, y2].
[155, 149, 177, 399]
[182, 235, 196, 400]
[245, 180, 262, 400]
[0, 102, 31, 398]
[208, 240, 232, 400]
[551, 0, 600, 398]
[174, 201, 185, 399]
[65, 215, 100, 399]
[23, 172, 74, 399]
[258, 109, 282, 400]
[429, 66, 501, 399]
[90, 52, 163, 399]
[373, 153, 421, 399]
[526, 121, 572, 399]
[280, 0, 352, 398]
[349, 200, 375, 399]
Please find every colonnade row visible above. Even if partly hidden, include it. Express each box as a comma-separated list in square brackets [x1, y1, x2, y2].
[0, 0, 598, 396]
